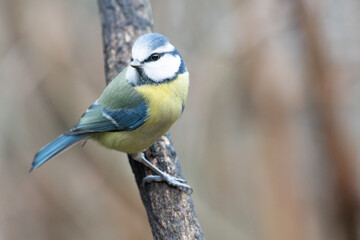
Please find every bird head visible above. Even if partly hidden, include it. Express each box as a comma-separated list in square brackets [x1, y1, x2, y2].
[126, 33, 186, 85]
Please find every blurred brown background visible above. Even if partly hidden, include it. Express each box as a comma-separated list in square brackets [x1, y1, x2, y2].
[1, 0, 360, 239]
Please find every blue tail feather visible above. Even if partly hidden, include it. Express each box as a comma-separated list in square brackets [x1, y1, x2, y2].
[31, 134, 87, 172]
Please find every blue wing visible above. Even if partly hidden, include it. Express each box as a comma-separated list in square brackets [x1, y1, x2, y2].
[65, 100, 148, 135]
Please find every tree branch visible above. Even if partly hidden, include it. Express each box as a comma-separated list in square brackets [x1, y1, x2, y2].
[98, 0, 204, 239]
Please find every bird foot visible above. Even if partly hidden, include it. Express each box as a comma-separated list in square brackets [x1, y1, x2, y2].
[143, 174, 193, 194]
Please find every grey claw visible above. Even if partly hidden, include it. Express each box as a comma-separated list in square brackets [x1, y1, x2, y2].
[131, 152, 192, 193]
[142, 174, 192, 193]
[142, 175, 162, 184]
[173, 177, 187, 183]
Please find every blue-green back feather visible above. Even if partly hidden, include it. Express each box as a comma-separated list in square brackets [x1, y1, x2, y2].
[66, 69, 149, 134]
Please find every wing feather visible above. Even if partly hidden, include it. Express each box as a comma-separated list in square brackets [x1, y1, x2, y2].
[66, 68, 148, 135]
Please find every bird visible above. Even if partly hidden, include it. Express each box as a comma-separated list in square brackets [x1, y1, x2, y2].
[31, 33, 191, 190]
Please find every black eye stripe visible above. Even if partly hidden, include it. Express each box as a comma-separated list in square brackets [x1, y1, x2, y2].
[140, 50, 179, 64]
[143, 52, 168, 63]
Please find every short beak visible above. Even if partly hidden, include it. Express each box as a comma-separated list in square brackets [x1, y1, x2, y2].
[130, 59, 142, 69]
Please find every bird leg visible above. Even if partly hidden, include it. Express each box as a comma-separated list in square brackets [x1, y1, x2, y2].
[130, 152, 192, 193]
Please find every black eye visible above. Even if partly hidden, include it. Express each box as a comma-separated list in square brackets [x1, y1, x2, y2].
[150, 53, 160, 61]
[130, 57, 133, 62]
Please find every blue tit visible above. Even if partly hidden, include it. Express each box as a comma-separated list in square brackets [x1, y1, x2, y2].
[31, 33, 191, 190]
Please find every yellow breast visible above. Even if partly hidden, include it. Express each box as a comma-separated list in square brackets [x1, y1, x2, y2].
[94, 72, 189, 153]
[135, 72, 189, 127]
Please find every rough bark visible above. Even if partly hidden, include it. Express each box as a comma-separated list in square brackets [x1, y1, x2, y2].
[98, 0, 204, 239]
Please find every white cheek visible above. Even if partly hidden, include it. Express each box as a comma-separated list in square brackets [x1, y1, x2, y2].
[143, 55, 181, 82]
[126, 67, 138, 85]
